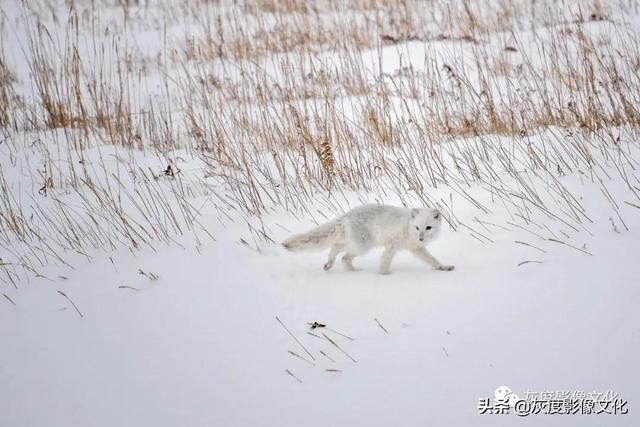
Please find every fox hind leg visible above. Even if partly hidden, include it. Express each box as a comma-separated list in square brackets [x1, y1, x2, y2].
[342, 253, 357, 271]
[324, 244, 344, 271]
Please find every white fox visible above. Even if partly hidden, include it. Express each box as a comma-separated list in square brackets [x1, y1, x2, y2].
[282, 204, 454, 274]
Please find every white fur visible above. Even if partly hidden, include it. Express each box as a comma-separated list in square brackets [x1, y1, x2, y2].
[282, 204, 454, 274]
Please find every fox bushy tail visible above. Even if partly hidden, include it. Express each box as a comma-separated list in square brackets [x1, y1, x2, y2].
[282, 221, 342, 251]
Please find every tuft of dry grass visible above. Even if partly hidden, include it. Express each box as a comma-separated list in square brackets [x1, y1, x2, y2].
[0, 52, 17, 130]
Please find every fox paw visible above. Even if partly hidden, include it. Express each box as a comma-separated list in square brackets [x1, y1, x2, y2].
[323, 261, 334, 271]
[379, 270, 392, 275]
[436, 265, 455, 271]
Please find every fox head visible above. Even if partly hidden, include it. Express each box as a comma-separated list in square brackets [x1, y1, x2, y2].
[408, 208, 442, 245]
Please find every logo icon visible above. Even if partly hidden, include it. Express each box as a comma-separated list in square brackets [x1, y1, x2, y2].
[495, 386, 519, 407]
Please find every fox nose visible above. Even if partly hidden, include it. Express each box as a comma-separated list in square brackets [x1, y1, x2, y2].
[419, 237, 424, 242]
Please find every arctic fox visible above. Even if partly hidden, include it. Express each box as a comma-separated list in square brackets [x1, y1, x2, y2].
[282, 204, 454, 274]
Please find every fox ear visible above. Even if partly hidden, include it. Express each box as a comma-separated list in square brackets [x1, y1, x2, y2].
[411, 208, 420, 219]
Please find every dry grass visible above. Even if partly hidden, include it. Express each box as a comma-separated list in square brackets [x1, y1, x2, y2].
[0, 47, 18, 130]
[1, 0, 639, 283]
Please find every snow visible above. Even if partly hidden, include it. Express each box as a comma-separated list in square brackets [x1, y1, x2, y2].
[2, 1, 640, 426]
[2, 155, 639, 425]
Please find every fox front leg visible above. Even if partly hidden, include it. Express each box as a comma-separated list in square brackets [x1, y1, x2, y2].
[412, 247, 455, 271]
[379, 245, 398, 275]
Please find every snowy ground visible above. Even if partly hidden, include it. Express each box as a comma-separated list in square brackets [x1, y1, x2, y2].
[3, 146, 639, 426]
[2, 1, 640, 426]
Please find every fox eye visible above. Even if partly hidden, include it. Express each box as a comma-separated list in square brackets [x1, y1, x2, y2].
[426, 226, 432, 230]
[415, 226, 419, 230]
